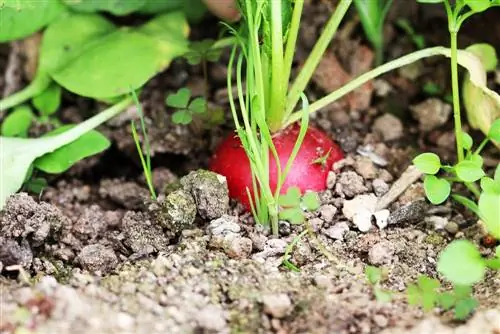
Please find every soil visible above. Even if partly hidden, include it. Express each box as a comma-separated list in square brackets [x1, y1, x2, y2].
[1, 2, 500, 334]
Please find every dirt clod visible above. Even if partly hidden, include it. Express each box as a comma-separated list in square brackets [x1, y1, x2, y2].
[410, 98, 452, 132]
[372, 114, 404, 141]
[262, 293, 292, 319]
[76, 244, 118, 274]
[152, 190, 197, 236]
[336, 171, 368, 197]
[122, 211, 169, 254]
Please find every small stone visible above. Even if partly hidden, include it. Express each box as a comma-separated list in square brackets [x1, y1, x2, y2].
[225, 237, 253, 259]
[374, 209, 390, 229]
[196, 305, 227, 331]
[327, 171, 337, 189]
[378, 169, 394, 183]
[99, 179, 149, 210]
[410, 98, 452, 132]
[319, 204, 337, 222]
[123, 211, 170, 254]
[154, 189, 197, 235]
[76, 244, 118, 274]
[372, 114, 403, 141]
[373, 79, 392, 97]
[207, 215, 240, 236]
[343, 194, 378, 232]
[336, 171, 368, 197]
[444, 221, 459, 235]
[368, 241, 395, 265]
[309, 217, 324, 232]
[354, 156, 377, 179]
[278, 221, 291, 236]
[373, 314, 389, 328]
[323, 222, 350, 241]
[372, 178, 389, 197]
[388, 200, 428, 226]
[313, 275, 331, 288]
[180, 169, 229, 220]
[262, 294, 292, 318]
[426, 216, 449, 230]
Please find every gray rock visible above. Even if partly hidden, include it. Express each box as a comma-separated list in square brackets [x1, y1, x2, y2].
[252, 239, 288, 260]
[207, 215, 240, 236]
[388, 200, 428, 226]
[372, 114, 403, 141]
[335, 171, 368, 197]
[262, 293, 292, 318]
[0, 237, 33, 268]
[444, 221, 459, 235]
[410, 98, 451, 132]
[319, 204, 337, 222]
[181, 169, 229, 220]
[278, 221, 291, 236]
[153, 189, 197, 235]
[368, 241, 395, 265]
[323, 222, 350, 241]
[123, 211, 169, 254]
[76, 244, 118, 274]
[225, 237, 253, 259]
[372, 178, 389, 197]
[207, 215, 250, 259]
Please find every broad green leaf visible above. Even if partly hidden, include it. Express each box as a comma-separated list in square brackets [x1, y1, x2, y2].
[451, 194, 482, 218]
[166, 88, 191, 109]
[468, 153, 483, 167]
[488, 118, 500, 141]
[34, 125, 110, 173]
[62, 0, 146, 15]
[424, 175, 451, 204]
[461, 131, 473, 150]
[32, 84, 62, 116]
[0, 0, 66, 42]
[279, 207, 304, 224]
[479, 192, 500, 238]
[279, 187, 302, 207]
[455, 161, 485, 182]
[461, 45, 500, 147]
[0, 97, 132, 210]
[189, 97, 207, 114]
[302, 192, 320, 211]
[1, 105, 34, 137]
[171, 110, 192, 125]
[437, 240, 486, 285]
[464, 0, 491, 12]
[413, 153, 441, 174]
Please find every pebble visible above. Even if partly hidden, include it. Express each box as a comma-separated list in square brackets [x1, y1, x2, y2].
[388, 200, 428, 226]
[262, 294, 292, 318]
[76, 244, 118, 274]
[323, 222, 350, 241]
[335, 171, 368, 197]
[368, 241, 395, 265]
[343, 194, 378, 232]
[444, 221, 459, 235]
[319, 204, 337, 222]
[372, 114, 403, 141]
[278, 221, 291, 236]
[373, 314, 389, 328]
[410, 98, 451, 132]
[225, 237, 253, 259]
[426, 215, 449, 230]
[354, 156, 378, 179]
[372, 179, 389, 197]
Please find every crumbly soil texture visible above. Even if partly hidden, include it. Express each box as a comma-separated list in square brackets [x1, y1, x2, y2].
[1, 2, 499, 334]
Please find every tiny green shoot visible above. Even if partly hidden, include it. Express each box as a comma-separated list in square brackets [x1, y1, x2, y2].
[165, 88, 207, 125]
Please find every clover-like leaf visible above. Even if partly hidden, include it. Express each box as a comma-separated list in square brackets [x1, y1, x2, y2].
[468, 153, 483, 167]
[279, 207, 304, 224]
[279, 187, 302, 207]
[413, 152, 441, 174]
[171, 110, 192, 125]
[1, 105, 34, 137]
[437, 240, 486, 285]
[189, 97, 207, 114]
[33, 83, 62, 117]
[461, 131, 473, 150]
[424, 175, 451, 204]
[455, 161, 485, 182]
[166, 88, 191, 109]
[302, 191, 320, 211]
[478, 192, 500, 238]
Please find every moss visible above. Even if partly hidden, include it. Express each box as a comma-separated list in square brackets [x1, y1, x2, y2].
[424, 233, 445, 246]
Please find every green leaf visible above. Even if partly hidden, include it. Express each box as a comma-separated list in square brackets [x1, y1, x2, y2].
[34, 125, 110, 173]
[478, 192, 500, 238]
[353, 0, 386, 52]
[41, 13, 189, 99]
[464, 0, 491, 12]
[424, 175, 451, 204]
[62, 0, 146, 15]
[488, 118, 500, 141]
[166, 88, 191, 109]
[496, 245, 500, 258]
[437, 240, 486, 285]
[413, 153, 441, 174]
[437, 292, 456, 310]
[453, 285, 473, 299]
[455, 161, 486, 182]
[302, 192, 320, 211]
[188, 97, 207, 114]
[32, 84, 62, 117]
[485, 258, 500, 269]
[461, 131, 473, 150]
[454, 297, 478, 320]
[407, 276, 440, 312]
[24, 177, 48, 195]
[279, 187, 302, 207]
[279, 207, 304, 224]
[373, 287, 393, 303]
[495, 164, 500, 182]
[468, 153, 483, 167]
[1, 105, 34, 137]
[451, 194, 482, 218]
[0, 0, 66, 42]
[0, 97, 132, 211]
[466, 44, 498, 71]
[171, 110, 192, 125]
[365, 266, 383, 285]
[480, 177, 499, 194]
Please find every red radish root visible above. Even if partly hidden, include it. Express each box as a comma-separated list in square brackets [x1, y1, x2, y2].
[209, 124, 344, 209]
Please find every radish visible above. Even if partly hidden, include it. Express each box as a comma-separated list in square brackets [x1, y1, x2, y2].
[210, 123, 343, 209]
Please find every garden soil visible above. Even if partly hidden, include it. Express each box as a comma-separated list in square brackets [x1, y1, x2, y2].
[1, 1, 499, 333]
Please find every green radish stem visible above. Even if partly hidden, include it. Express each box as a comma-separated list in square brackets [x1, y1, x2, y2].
[0, 74, 51, 112]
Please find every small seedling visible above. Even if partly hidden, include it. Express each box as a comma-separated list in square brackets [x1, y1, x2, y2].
[281, 229, 308, 272]
[165, 88, 207, 125]
[278, 187, 320, 224]
[364, 266, 393, 302]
